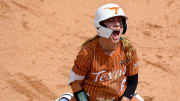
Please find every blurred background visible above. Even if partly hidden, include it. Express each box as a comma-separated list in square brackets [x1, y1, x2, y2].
[0, 0, 180, 101]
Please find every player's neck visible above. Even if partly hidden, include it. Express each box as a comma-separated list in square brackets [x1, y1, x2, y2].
[99, 37, 118, 54]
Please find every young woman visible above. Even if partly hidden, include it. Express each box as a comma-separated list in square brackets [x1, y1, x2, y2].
[57, 3, 144, 101]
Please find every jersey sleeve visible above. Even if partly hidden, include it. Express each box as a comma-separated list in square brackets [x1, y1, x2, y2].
[72, 48, 92, 76]
[126, 50, 139, 76]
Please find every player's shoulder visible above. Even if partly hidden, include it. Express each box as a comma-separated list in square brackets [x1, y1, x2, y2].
[81, 38, 98, 52]
[78, 39, 97, 60]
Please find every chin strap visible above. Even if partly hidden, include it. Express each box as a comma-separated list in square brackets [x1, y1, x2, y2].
[122, 18, 127, 34]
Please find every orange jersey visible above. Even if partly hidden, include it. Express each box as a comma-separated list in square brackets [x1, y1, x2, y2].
[71, 38, 139, 100]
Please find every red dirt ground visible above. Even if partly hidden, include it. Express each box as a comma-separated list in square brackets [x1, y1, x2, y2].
[0, 0, 180, 101]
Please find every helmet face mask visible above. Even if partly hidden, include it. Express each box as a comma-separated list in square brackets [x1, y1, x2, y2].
[94, 3, 128, 38]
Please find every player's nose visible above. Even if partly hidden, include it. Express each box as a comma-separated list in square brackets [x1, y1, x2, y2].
[114, 20, 121, 28]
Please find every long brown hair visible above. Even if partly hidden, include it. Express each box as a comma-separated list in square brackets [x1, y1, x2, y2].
[121, 36, 137, 65]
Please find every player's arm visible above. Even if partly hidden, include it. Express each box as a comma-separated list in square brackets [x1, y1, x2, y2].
[71, 80, 83, 92]
[121, 96, 131, 101]
[69, 48, 91, 101]
[122, 46, 139, 100]
[122, 73, 138, 101]
[71, 80, 89, 101]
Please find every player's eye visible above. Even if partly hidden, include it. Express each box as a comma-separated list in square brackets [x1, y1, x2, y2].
[108, 20, 114, 22]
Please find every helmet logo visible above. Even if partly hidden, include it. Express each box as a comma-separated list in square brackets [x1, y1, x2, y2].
[104, 7, 121, 14]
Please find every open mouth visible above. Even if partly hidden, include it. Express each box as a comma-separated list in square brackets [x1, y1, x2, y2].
[112, 31, 120, 40]
[112, 31, 120, 36]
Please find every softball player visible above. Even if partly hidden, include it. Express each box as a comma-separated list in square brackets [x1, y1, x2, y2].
[57, 3, 144, 101]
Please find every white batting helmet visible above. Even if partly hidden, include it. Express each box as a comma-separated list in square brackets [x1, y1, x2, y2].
[94, 3, 128, 38]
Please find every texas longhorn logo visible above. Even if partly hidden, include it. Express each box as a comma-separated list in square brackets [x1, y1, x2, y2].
[104, 7, 121, 14]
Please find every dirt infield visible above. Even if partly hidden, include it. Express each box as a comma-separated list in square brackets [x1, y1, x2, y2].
[0, 0, 180, 101]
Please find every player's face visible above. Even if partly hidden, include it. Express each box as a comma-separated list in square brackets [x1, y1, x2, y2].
[103, 16, 123, 43]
